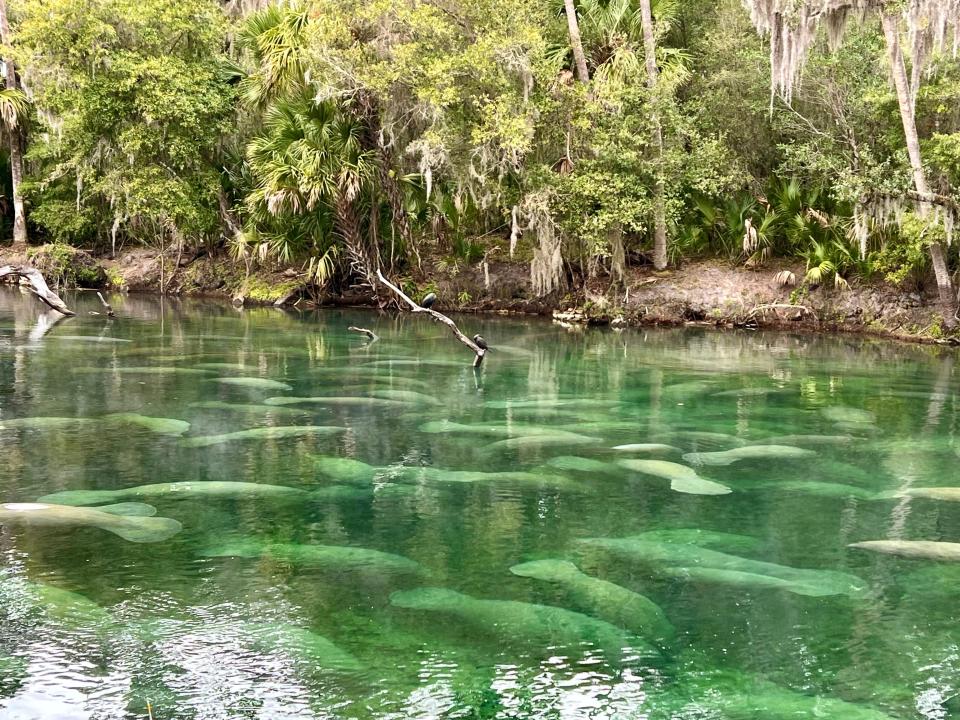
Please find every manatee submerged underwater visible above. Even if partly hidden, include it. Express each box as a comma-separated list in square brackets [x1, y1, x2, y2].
[389, 587, 660, 662]
[0, 502, 182, 543]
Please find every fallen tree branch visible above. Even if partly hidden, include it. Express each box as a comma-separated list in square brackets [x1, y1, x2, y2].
[375, 268, 486, 367]
[348, 326, 379, 342]
[96, 292, 116, 318]
[862, 190, 959, 214]
[0, 265, 75, 315]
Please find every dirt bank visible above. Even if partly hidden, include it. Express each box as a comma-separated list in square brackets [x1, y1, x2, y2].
[1, 244, 954, 345]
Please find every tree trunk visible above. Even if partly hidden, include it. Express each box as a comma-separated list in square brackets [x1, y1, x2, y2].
[881, 13, 954, 323]
[333, 192, 374, 289]
[563, 0, 590, 84]
[0, 0, 27, 250]
[356, 93, 415, 270]
[639, 0, 668, 271]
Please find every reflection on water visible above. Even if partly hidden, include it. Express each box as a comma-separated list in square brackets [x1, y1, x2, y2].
[0, 288, 959, 718]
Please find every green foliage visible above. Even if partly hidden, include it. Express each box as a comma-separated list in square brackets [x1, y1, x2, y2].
[0, 0, 956, 298]
[868, 212, 936, 286]
[15, 0, 234, 249]
[27, 242, 106, 287]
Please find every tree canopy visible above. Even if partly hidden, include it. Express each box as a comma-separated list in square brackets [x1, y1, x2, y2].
[1, 0, 959, 313]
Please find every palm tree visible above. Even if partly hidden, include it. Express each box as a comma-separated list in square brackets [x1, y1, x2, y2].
[246, 96, 377, 284]
[0, 0, 27, 249]
[563, 0, 590, 83]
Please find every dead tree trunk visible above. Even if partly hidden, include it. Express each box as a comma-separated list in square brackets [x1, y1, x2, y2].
[375, 269, 486, 367]
[0, 265, 75, 315]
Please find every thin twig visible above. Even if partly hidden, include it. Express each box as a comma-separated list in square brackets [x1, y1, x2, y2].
[375, 269, 486, 367]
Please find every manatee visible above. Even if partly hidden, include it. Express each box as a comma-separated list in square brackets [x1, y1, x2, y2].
[313, 456, 379, 484]
[0, 574, 114, 628]
[40, 481, 369, 506]
[420, 421, 588, 439]
[897, 487, 960, 502]
[761, 434, 854, 446]
[509, 560, 674, 644]
[673, 666, 899, 720]
[660, 380, 716, 397]
[370, 390, 440, 405]
[483, 399, 619, 410]
[649, 431, 747, 450]
[203, 539, 425, 575]
[188, 401, 307, 415]
[577, 537, 868, 598]
[822, 406, 876, 424]
[389, 587, 657, 660]
[264, 396, 409, 408]
[615, 459, 732, 495]
[849, 540, 960, 562]
[612, 444, 681, 454]
[39, 481, 313, 505]
[545, 456, 621, 474]
[311, 485, 376, 501]
[683, 444, 816, 467]
[309, 369, 436, 391]
[51, 335, 131, 343]
[0, 502, 181, 543]
[244, 623, 362, 673]
[661, 566, 822, 594]
[763, 481, 879, 500]
[28, 582, 114, 626]
[390, 465, 573, 487]
[180, 425, 345, 447]
[711, 387, 787, 398]
[75, 366, 214, 375]
[482, 433, 602, 453]
[632, 529, 764, 554]
[365, 359, 464, 368]
[0, 417, 95, 430]
[214, 377, 292, 391]
[103, 413, 190, 436]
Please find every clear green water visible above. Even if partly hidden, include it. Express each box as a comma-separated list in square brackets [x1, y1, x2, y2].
[1, 290, 959, 719]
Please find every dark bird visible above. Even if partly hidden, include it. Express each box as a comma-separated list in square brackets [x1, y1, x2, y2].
[420, 292, 437, 309]
[472, 334, 488, 350]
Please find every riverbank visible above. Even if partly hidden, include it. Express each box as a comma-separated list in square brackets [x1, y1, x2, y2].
[2, 243, 954, 345]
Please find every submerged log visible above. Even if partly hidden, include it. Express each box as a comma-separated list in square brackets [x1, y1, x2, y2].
[0, 265, 75, 316]
[375, 269, 487, 368]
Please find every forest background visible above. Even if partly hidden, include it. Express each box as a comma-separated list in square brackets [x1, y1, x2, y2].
[0, 0, 958, 331]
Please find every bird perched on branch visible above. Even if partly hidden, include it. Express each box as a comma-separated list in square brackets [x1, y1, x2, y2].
[472, 334, 488, 350]
[420, 292, 437, 309]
